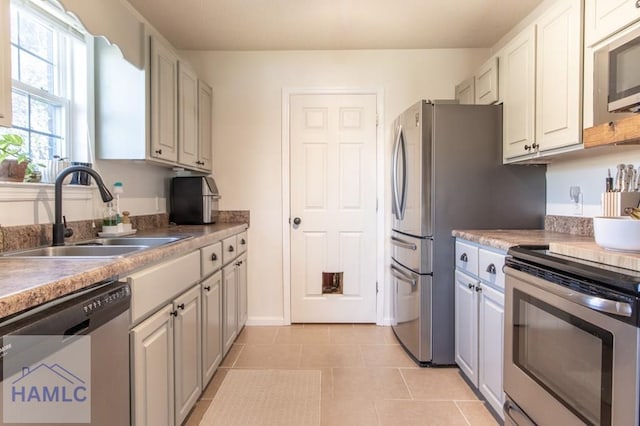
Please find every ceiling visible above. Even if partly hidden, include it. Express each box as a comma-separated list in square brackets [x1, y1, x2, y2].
[125, 0, 543, 51]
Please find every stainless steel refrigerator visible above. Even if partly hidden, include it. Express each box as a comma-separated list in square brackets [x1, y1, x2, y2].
[390, 100, 546, 366]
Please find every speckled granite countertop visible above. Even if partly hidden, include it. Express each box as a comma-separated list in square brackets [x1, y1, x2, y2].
[0, 223, 248, 319]
[452, 229, 594, 251]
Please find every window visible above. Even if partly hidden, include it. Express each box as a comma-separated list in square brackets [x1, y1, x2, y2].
[0, 1, 87, 163]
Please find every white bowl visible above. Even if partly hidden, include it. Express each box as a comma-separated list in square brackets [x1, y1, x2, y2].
[593, 216, 640, 252]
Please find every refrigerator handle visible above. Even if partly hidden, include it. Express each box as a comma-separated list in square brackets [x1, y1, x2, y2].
[390, 236, 417, 250]
[390, 264, 417, 286]
[392, 126, 403, 220]
[398, 127, 408, 218]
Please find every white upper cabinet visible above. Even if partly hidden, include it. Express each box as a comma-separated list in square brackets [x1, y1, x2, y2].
[475, 57, 499, 105]
[197, 81, 214, 172]
[502, 0, 582, 162]
[178, 62, 199, 168]
[0, 0, 11, 128]
[535, 0, 582, 152]
[585, 0, 640, 46]
[502, 26, 536, 160]
[150, 35, 179, 163]
[455, 77, 475, 105]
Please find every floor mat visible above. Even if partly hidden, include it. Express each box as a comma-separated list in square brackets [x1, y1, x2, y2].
[199, 369, 321, 426]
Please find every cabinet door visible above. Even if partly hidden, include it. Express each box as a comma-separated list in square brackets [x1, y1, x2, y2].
[174, 285, 202, 426]
[585, 0, 640, 46]
[131, 304, 174, 426]
[237, 253, 248, 330]
[202, 271, 222, 387]
[177, 62, 199, 168]
[150, 36, 178, 162]
[0, 0, 11, 128]
[454, 270, 478, 387]
[455, 76, 475, 104]
[536, 0, 582, 152]
[198, 80, 213, 171]
[478, 284, 505, 419]
[475, 57, 499, 105]
[222, 262, 238, 356]
[503, 26, 536, 160]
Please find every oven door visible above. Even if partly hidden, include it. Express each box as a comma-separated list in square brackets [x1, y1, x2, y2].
[504, 267, 640, 426]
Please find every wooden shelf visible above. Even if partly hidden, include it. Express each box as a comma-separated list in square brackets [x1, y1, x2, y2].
[584, 114, 640, 148]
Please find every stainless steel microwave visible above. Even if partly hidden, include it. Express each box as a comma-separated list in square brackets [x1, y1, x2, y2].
[594, 27, 640, 124]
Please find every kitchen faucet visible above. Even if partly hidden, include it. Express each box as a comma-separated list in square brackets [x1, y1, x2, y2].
[53, 166, 113, 246]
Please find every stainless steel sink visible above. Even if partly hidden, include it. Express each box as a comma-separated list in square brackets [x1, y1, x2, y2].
[75, 236, 187, 247]
[3, 245, 148, 258]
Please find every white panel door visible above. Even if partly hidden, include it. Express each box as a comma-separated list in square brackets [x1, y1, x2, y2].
[585, 0, 640, 46]
[535, 0, 582, 152]
[455, 77, 475, 104]
[503, 26, 536, 160]
[479, 284, 505, 418]
[131, 304, 174, 426]
[173, 285, 201, 426]
[150, 36, 178, 162]
[290, 93, 377, 323]
[454, 270, 478, 386]
[177, 62, 199, 168]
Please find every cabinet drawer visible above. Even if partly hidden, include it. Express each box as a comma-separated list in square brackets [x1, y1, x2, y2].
[478, 249, 506, 291]
[128, 251, 200, 324]
[222, 235, 237, 265]
[236, 231, 248, 255]
[455, 240, 479, 276]
[201, 241, 222, 277]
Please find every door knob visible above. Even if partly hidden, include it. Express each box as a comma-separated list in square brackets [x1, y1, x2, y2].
[293, 217, 302, 225]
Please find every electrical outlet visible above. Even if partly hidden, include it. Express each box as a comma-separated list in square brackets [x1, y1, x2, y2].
[569, 186, 582, 215]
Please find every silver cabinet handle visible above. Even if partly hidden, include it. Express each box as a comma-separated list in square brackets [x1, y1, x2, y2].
[507, 267, 633, 317]
[390, 265, 416, 286]
[460, 253, 468, 262]
[475, 285, 482, 293]
[211, 253, 218, 261]
[467, 282, 475, 290]
[486, 263, 496, 274]
[391, 236, 417, 250]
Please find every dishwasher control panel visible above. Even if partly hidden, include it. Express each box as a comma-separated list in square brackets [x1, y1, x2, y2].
[82, 283, 130, 315]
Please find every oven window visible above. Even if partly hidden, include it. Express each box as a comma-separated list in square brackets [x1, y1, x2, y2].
[513, 289, 613, 426]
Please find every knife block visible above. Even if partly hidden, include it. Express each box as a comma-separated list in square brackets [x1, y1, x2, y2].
[601, 192, 640, 216]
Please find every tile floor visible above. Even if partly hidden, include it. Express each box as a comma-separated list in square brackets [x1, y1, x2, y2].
[184, 324, 499, 426]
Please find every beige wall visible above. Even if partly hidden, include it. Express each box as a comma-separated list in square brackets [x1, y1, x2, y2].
[181, 49, 488, 324]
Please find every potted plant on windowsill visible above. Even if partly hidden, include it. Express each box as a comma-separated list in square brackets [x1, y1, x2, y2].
[0, 134, 41, 182]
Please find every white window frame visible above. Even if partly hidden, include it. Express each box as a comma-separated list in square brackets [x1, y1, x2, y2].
[0, 0, 91, 201]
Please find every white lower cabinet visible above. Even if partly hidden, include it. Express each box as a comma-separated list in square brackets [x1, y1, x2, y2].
[454, 270, 479, 385]
[201, 270, 222, 386]
[454, 239, 505, 418]
[237, 253, 248, 329]
[478, 284, 504, 415]
[173, 285, 202, 426]
[131, 284, 201, 426]
[131, 305, 174, 426]
[129, 229, 248, 425]
[222, 261, 238, 356]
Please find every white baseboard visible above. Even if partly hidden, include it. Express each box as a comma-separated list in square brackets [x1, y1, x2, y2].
[245, 316, 287, 326]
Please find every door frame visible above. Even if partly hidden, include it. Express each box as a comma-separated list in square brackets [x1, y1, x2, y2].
[281, 87, 385, 325]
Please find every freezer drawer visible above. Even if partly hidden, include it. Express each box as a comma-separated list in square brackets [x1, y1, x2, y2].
[390, 259, 432, 365]
[391, 231, 432, 274]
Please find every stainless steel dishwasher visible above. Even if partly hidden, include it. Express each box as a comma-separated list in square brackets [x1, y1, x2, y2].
[0, 280, 131, 426]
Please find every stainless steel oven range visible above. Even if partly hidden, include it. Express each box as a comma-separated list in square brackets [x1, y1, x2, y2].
[503, 246, 640, 426]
